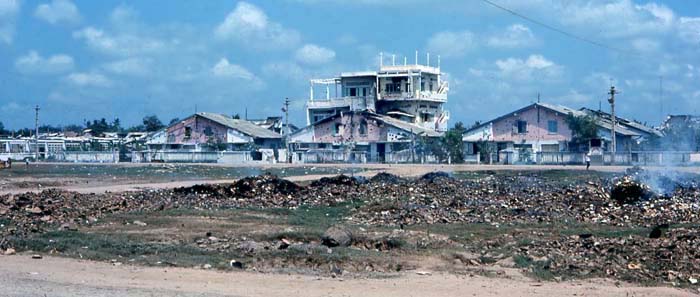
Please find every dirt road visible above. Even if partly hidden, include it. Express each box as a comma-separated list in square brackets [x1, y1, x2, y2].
[5, 163, 696, 195]
[0, 255, 692, 297]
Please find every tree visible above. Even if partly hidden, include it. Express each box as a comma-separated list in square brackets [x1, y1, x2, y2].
[63, 124, 84, 133]
[87, 118, 110, 136]
[565, 113, 598, 144]
[111, 118, 122, 132]
[169, 118, 180, 125]
[420, 121, 467, 163]
[142, 115, 165, 132]
[0, 121, 6, 135]
[232, 114, 241, 119]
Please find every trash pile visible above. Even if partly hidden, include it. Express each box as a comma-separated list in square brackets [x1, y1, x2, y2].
[519, 228, 700, 284]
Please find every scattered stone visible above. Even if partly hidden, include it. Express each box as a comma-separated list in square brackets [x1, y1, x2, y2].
[133, 220, 147, 226]
[322, 226, 352, 247]
[31, 254, 42, 259]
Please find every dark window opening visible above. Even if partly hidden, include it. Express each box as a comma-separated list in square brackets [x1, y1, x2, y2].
[517, 120, 527, 134]
[547, 120, 558, 133]
[359, 120, 368, 135]
[184, 126, 192, 139]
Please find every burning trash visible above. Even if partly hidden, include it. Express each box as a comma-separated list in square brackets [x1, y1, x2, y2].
[610, 176, 654, 205]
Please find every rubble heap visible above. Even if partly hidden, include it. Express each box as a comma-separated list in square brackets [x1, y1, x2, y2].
[521, 228, 700, 284]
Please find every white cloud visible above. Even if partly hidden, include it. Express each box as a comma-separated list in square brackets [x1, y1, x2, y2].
[494, 54, 562, 81]
[211, 58, 257, 81]
[678, 17, 700, 44]
[15, 50, 74, 74]
[487, 24, 537, 48]
[73, 26, 165, 56]
[262, 61, 306, 82]
[295, 44, 336, 65]
[557, 0, 674, 38]
[102, 58, 151, 77]
[425, 30, 474, 58]
[34, 0, 80, 25]
[630, 38, 660, 53]
[215, 2, 300, 50]
[65, 72, 113, 87]
[0, 0, 19, 44]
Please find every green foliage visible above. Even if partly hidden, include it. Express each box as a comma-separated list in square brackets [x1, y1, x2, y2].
[565, 113, 598, 143]
[169, 118, 180, 125]
[142, 115, 165, 132]
[420, 121, 467, 163]
[0, 121, 5, 135]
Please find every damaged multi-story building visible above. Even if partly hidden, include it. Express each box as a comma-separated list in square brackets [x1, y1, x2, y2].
[289, 53, 448, 163]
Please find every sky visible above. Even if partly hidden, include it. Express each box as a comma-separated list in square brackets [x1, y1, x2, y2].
[0, 0, 699, 130]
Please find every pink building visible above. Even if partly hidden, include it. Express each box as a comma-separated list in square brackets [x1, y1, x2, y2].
[147, 112, 282, 151]
[290, 111, 441, 163]
[462, 103, 580, 157]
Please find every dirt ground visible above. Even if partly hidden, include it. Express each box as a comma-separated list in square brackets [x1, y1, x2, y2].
[0, 254, 693, 297]
[3, 162, 698, 195]
[3, 163, 700, 296]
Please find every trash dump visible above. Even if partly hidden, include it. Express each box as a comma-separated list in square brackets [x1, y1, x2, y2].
[610, 176, 654, 205]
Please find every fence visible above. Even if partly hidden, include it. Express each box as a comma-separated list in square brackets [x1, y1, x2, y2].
[131, 151, 275, 164]
[511, 151, 700, 166]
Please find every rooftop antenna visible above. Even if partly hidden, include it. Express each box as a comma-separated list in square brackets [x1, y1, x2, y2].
[437, 55, 441, 69]
[404, 56, 407, 66]
[426, 52, 430, 67]
[379, 52, 383, 67]
[415, 50, 418, 65]
[392, 54, 395, 66]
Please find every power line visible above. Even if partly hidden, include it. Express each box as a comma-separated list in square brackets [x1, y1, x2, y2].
[479, 0, 639, 56]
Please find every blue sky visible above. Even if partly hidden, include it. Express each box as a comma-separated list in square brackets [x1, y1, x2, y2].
[0, 0, 699, 129]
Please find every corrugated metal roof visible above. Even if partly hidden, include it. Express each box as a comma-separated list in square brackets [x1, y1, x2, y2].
[370, 113, 443, 137]
[197, 112, 282, 139]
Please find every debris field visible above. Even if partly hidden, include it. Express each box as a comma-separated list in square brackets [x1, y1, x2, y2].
[1, 169, 700, 285]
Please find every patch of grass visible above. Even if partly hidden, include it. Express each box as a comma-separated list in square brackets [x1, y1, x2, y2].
[513, 254, 555, 280]
[11, 231, 241, 268]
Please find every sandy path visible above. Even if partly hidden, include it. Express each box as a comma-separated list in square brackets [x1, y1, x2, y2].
[0, 255, 692, 297]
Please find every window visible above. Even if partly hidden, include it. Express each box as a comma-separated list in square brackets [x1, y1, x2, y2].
[358, 120, 368, 135]
[516, 120, 527, 134]
[349, 88, 357, 96]
[547, 120, 558, 134]
[385, 83, 400, 93]
[362, 88, 367, 96]
[334, 123, 344, 135]
[184, 126, 192, 139]
[204, 127, 213, 136]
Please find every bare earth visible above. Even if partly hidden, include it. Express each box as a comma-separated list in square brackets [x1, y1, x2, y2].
[3, 163, 700, 296]
[3, 163, 699, 195]
[0, 254, 693, 297]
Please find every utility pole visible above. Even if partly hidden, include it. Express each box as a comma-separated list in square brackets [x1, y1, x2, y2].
[608, 86, 617, 164]
[34, 105, 40, 160]
[283, 98, 291, 163]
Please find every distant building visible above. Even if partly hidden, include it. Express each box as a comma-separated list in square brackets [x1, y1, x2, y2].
[462, 102, 662, 163]
[290, 54, 448, 163]
[462, 103, 577, 160]
[146, 112, 282, 152]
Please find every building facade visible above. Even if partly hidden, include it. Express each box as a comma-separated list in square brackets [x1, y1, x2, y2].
[291, 54, 448, 163]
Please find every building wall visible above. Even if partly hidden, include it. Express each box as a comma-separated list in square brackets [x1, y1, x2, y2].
[313, 113, 384, 143]
[491, 106, 572, 143]
[167, 116, 230, 145]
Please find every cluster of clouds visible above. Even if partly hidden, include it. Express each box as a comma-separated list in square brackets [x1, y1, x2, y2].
[2, 0, 700, 127]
